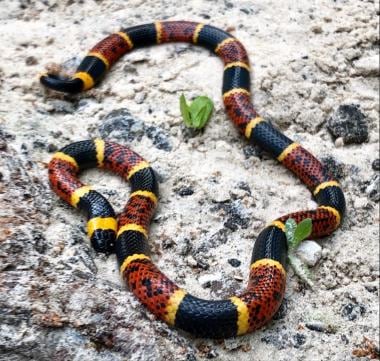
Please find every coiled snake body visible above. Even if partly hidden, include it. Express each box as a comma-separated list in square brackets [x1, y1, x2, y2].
[42, 21, 346, 338]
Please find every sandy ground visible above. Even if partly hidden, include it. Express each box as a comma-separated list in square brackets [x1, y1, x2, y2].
[0, 0, 379, 360]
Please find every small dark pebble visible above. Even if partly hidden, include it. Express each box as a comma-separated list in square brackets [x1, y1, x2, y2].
[25, 56, 38, 66]
[361, 174, 380, 202]
[341, 334, 349, 345]
[341, 302, 366, 321]
[372, 159, 380, 171]
[0, 140, 7, 151]
[292, 333, 306, 348]
[176, 186, 194, 197]
[186, 354, 197, 361]
[228, 258, 241, 267]
[237, 181, 251, 194]
[33, 140, 47, 149]
[305, 321, 335, 334]
[327, 104, 368, 144]
[123, 64, 138, 74]
[195, 258, 209, 270]
[240, 8, 250, 14]
[211, 200, 250, 232]
[364, 284, 378, 293]
[145, 126, 172, 151]
[224, 219, 238, 231]
[47, 143, 58, 153]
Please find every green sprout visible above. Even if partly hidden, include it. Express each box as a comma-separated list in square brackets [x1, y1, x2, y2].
[285, 218, 314, 288]
[180, 94, 213, 129]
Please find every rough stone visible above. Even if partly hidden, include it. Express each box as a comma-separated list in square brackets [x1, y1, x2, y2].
[327, 104, 369, 144]
[372, 159, 380, 172]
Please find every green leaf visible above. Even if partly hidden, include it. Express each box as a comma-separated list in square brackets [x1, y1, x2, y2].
[285, 218, 297, 246]
[179, 94, 191, 127]
[293, 218, 312, 247]
[180, 95, 214, 129]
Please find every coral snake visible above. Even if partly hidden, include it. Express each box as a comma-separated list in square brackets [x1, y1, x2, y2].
[41, 21, 346, 338]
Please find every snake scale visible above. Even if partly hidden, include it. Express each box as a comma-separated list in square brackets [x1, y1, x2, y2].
[41, 21, 346, 338]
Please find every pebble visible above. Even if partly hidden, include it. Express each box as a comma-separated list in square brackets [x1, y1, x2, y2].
[25, 56, 38, 65]
[341, 302, 366, 321]
[99, 108, 145, 142]
[372, 159, 380, 171]
[305, 321, 336, 334]
[334, 137, 344, 148]
[353, 55, 379, 76]
[210, 188, 230, 203]
[228, 258, 241, 267]
[364, 175, 379, 202]
[296, 240, 322, 267]
[175, 186, 194, 197]
[327, 104, 369, 144]
[210, 200, 250, 232]
[145, 126, 172, 151]
[99, 108, 172, 151]
[134, 92, 147, 104]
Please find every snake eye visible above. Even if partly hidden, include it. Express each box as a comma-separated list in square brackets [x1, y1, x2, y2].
[40, 73, 83, 93]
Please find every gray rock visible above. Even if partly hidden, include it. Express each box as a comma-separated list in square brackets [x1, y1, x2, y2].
[99, 108, 172, 151]
[227, 258, 241, 267]
[365, 174, 380, 202]
[99, 108, 145, 142]
[305, 321, 337, 334]
[341, 302, 366, 321]
[327, 104, 369, 144]
[145, 125, 172, 151]
[372, 159, 380, 171]
[296, 240, 322, 267]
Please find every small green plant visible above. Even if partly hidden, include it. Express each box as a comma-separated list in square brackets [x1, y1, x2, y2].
[180, 94, 213, 129]
[285, 218, 314, 288]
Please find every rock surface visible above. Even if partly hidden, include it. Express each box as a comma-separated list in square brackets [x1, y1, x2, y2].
[327, 104, 369, 144]
[0, 1, 379, 361]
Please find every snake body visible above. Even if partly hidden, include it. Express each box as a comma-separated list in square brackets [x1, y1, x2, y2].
[43, 21, 346, 338]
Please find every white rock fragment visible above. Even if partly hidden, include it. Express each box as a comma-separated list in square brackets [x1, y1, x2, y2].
[296, 240, 322, 267]
[354, 197, 368, 209]
[198, 273, 221, 288]
[353, 55, 379, 76]
[334, 137, 344, 148]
